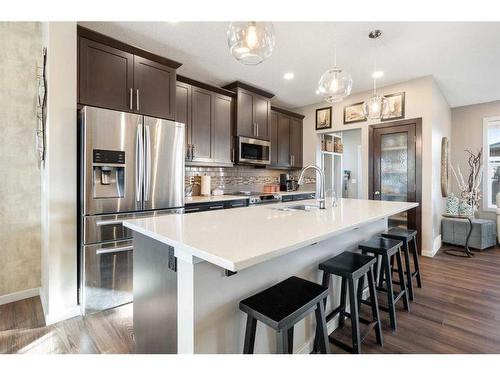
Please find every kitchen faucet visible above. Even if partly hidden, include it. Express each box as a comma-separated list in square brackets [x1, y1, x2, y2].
[297, 164, 326, 209]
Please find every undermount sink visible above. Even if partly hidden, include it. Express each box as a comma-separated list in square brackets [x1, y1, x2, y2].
[274, 204, 319, 212]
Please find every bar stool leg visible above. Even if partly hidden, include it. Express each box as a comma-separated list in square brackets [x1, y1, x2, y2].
[412, 236, 423, 288]
[402, 239, 415, 301]
[396, 248, 410, 312]
[383, 254, 397, 331]
[367, 266, 383, 346]
[287, 327, 294, 354]
[314, 301, 330, 354]
[339, 278, 347, 328]
[243, 315, 257, 354]
[348, 279, 361, 354]
[356, 274, 365, 302]
[277, 329, 289, 354]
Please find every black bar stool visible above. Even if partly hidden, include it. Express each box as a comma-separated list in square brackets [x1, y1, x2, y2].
[239, 276, 330, 354]
[316, 252, 383, 354]
[358, 236, 409, 331]
[381, 228, 422, 301]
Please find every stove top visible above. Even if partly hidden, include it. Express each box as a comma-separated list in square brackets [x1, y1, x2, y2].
[227, 191, 273, 196]
[226, 191, 281, 204]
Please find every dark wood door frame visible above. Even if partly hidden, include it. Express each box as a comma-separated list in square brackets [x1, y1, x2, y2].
[368, 118, 422, 254]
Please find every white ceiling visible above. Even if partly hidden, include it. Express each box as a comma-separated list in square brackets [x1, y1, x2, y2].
[79, 22, 500, 109]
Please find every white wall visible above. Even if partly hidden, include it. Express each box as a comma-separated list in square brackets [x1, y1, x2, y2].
[296, 76, 450, 257]
[430, 80, 452, 255]
[0, 22, 42, 302]
[450, 100, 500, 222]
[40, 22, 79, 324]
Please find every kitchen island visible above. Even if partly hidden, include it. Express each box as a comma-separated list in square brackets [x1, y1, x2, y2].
[123, 198, 418, 354]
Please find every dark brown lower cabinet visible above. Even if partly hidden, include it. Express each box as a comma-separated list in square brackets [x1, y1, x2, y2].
[369, 118, 422, 253]
[176, 81, 233, 166]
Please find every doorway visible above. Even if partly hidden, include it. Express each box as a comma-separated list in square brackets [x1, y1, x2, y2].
[369, 118, 422, 253]
[340, 129, 362, 199]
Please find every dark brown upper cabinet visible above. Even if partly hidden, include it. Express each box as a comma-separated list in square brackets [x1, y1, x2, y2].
[176, 76, 234, 167]
[133, 56, 176, 120]
[270, 111, 279, 165]
[191, 86, 213, 162]
[77, 26, 181, 120]
[223, 82, 274, 141]
[79, 37, 134, 112]
[270, 107, 304, 170]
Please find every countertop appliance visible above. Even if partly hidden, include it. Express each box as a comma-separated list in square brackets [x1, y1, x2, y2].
[235, 136, 271, 166]
[227, 191, 281, 205]
[78, 106, 185, 315]
[280, 173, 298, 192]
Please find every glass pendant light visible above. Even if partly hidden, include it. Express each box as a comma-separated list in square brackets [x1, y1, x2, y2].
[227, 22, 275, 65]
[363, 75, 389, 120]
[317, 44, 353, 103]
[362, 29, 389, 120]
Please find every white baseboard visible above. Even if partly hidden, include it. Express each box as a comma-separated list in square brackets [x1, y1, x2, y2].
[422, 235, 442, 258]
[39, 286, 81, 326]
[0, 287, 40, 306]
[44, 305, 81, 326]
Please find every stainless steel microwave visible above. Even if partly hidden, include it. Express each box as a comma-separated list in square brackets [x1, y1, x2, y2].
[236, 136, 271, 165]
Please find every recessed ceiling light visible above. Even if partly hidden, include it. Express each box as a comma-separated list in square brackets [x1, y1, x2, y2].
[315, 90, 320, 95]
[372, 71, 384, 79]
[283, 72, 294, 80]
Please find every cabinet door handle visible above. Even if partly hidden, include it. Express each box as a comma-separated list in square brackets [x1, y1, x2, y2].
[209, 205, 224, 210]
[256, 123, 259, 137]
[186, 143, 191, 160]
[129, 88, 133, 110]
[136, 89, 140, 111]
[191, 144, 195, 160]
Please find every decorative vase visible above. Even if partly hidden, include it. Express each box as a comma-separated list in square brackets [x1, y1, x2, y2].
[446, 194, 459, 215]
[458, 199, 473, 217]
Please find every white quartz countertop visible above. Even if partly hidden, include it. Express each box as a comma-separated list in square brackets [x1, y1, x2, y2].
[123, 198, 418, 272]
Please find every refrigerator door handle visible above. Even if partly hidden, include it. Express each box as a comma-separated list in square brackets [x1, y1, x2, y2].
[96, 245, 134, 255]
[144, 124, 152, 202]
[135, 122, 143, 203]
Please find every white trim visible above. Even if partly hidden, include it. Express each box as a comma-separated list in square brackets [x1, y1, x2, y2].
[422, 234, 442, 258]
[483, 116, 500, 212]
[44, 305, 81, 326]
[38, 286, 81, 326]
[0, 287, 40, 306]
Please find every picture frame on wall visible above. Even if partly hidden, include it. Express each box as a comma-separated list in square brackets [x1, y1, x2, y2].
[381, 92, 405, 121]
[316, 106, 332, 130]
[343, 102, 367, 124]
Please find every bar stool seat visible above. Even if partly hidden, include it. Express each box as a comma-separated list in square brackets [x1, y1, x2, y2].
[317, 252, 383, 354]
[240, 276, 330, 354]
[381, 228, 422, 301]
[359, 236, 409, 331]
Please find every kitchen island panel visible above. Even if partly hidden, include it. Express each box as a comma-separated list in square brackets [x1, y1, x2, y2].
[185, 218, 385, 353]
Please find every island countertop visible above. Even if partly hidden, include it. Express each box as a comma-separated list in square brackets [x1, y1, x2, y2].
[123, 198, 418, 272]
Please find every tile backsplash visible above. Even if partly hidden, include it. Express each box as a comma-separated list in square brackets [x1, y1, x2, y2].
[185, 165, 316, 194]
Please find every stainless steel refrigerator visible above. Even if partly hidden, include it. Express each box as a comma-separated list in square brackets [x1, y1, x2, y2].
[78, 106, 185, 315]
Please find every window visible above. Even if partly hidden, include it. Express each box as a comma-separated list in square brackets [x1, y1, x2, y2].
[483, 117, 500, 210]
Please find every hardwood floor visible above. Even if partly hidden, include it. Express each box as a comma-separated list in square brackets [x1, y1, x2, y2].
[1, 246, 500, 354]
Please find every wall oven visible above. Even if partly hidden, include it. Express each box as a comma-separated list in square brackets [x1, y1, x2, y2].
[236, 136, 271, 165]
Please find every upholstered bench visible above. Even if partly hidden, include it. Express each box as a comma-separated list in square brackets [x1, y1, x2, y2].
[442, 218, 496, 250]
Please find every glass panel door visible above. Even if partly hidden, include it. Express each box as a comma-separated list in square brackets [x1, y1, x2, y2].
[380, 132, 408, 227]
